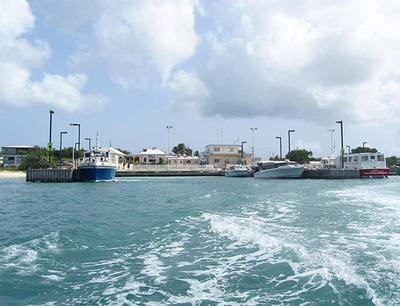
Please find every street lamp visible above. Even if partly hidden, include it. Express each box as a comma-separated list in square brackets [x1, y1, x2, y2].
[241, 141, 247, 163]
[85, 138, 92, 152]
[276, 136, 282, 159]
[362, 141, 367, 148]
[70, 123, 80, 168]
[59, 131, 67, 151]
[336, 120, 344, 168]
[250, 127, 257, 164]
[346, 145, 351, 154]
[288, 129, 295, 153]
[166, 125, 173, 156]
[327, 129, 335, 156]
[48, 110, 54, 163]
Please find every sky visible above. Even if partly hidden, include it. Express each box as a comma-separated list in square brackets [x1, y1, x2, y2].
[1, 0, 400, 158]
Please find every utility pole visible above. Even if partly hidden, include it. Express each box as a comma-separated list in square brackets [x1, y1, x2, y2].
[336, 120, 344, 168]
[362, 141, 367, 148]
[276, 136, 282, 159]
[48, 110, 54, 163]
[327, 129, 335, 157]
[288, 129, 295, 153]
[250, 128, 257, 164]
[241, 141, 247, 164]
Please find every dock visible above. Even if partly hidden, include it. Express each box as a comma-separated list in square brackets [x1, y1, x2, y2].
[116, 170, 222, 177]
[26, 169, 75, 182]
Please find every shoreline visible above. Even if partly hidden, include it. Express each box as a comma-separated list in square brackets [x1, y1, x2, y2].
[0, 171, 25, 179]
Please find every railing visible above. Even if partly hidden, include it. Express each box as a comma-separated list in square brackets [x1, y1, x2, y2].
[121, 164, 218, 172]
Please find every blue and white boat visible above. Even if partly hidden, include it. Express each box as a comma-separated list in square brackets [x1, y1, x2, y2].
[254, 160, 304, 179]
[77, 149, 117, 182]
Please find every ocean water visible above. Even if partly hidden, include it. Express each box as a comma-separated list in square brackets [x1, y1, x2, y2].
[1, 176, 400, 305]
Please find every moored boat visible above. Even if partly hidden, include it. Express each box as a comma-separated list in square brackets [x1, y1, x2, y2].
[254, 160, 304, 179]
[77, 149, 116, 182]
[225, 164, 250, 177]
[336, 152, 389, 178]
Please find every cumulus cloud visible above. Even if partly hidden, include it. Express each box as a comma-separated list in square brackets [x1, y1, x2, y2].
[0, 0, 104, 112]
[71, 0, 200, 88]
[173, 0, 400, 124]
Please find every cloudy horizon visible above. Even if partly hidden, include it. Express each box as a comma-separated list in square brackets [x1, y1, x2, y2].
[1, 0, 400, 158]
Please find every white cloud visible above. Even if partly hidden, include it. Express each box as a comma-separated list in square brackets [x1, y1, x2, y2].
[72, 0, 200, 88]
[0, 0, 103, 112]
[184, 0, 400, 124]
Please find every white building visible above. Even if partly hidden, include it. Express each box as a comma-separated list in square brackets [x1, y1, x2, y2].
[1, 145, 37, 168]
[138, 148, 167, 165]
[167, 155, 200, 165]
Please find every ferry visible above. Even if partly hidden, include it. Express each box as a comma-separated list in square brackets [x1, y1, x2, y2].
[336, 152, 389, 178]
[254, 160, 304, 179]
[225, 165, 250, 177]
[77, 148, 117, 182]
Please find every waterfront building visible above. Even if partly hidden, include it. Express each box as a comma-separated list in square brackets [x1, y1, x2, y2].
[167, 154, 201, 165]
[1, 145, 37, 168]
[138, 147, 167, 165]
[204, 144, 252, 168]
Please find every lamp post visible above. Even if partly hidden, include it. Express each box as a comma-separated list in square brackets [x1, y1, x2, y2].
[288, 129, 295, 153]
[327, 129, 335, 156]
[70, 123, 80, 168]
[250, 128, 257, 164]
[85, 138, 92, 152]
[336, 120, 344, 168]
[276, 136, 282, 159]
[48, 110, 54, 163]
[363, 141, 367, 148]
[166, 125, 173, 156]
[346, 145, 351, 154]
[241, 141, 247, 164]
[59, 131, 67, 151]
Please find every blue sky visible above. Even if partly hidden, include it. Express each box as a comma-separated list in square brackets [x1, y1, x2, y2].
[1, 0, 400, 157]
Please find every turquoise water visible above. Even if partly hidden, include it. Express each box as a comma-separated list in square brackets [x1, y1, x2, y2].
[1, 176, 400, 305]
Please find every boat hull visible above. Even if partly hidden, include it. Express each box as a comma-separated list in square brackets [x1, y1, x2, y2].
[77, 165, 116, 182]
[225, 170, 249, 177]
[254, 166, 304, 179]
[360, 168, 389, 178]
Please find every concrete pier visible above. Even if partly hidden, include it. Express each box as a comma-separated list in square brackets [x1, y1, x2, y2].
[26, 169, 75, 182]
[302, 169, 360, 179]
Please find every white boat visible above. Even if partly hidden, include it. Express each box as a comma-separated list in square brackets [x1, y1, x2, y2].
[225, 165, 250, 177]
[254, 160, 304, 179]
[335, 152, 389, 178]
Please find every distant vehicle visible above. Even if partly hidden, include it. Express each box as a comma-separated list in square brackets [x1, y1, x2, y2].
[225, 164, 250, 177]
[336, 152, 389, 178]
[254, 160, 304, 179]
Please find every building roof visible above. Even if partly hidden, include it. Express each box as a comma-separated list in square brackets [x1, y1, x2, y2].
[139, 148, 167, 155]
[107, 147, 126, 156]
[206, 144, 241, 147]
[1, 145, 36, 149]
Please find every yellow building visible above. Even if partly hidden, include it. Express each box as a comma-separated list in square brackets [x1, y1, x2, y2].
[205, 144, 252, 169]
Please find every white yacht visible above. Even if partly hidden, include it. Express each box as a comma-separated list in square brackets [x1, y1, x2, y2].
[225, 165, 250, 177]
[254, 160, 304, 179]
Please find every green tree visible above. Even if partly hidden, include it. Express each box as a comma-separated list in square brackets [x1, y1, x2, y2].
[269, 155, 282, 161]
[193, 150, 200, 157]
[117, 148, 131, 155]
[386, 156, 398, 168]
[285, 149, 313, 164]
[351, 146, 378, 154]
[19, 148, 51, 170]
[172, 143, 192, 156]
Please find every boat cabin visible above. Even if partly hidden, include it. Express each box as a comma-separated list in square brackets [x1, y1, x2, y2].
[336, 152, 386, 170]
[258, 160, 299, 170]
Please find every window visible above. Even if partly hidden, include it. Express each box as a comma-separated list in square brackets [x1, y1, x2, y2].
[362, 156, 368, 161]
[377, 155, 384, 161]
[229, 147, 234, 152]
[370, 155, 375, 160]
[343, 157, 347, 162]
[348, 157, 352, 162]
[214, 159, 220, 163]
[354, 156, 358, 162]
[213, 147, 220, 152]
